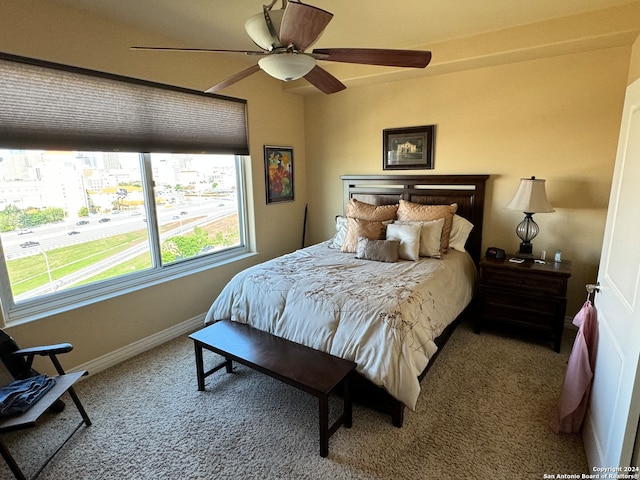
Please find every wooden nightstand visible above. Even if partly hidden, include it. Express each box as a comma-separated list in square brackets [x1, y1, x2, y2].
[475, 256, 572, 352]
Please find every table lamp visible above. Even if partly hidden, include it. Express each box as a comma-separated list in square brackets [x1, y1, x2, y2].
[505, 176, 554, 258]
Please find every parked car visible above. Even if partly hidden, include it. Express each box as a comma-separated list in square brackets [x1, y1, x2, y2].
[20, 241, 40, 248]
[98, 218, 111, 223]
[17, 229, 33, 235]
[76, 220, 89, 225]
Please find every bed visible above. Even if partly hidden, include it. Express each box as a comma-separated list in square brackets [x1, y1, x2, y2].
[205, 174, 489, 427]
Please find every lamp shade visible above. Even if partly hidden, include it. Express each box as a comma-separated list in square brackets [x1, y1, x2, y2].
[505, 176, 555, 213]
[244, 9, 285, 51]
[258, 53, 316, 82]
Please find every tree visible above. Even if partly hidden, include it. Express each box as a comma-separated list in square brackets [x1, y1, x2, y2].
[0, 204, 21, 232]
[160, 227, 211, 263]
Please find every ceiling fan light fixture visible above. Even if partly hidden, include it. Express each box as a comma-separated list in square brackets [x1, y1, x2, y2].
[244, 9, 285, 50]
[258, 53, 316, 81]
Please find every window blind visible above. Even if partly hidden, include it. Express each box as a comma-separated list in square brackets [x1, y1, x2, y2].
[0, 52, 249, 155]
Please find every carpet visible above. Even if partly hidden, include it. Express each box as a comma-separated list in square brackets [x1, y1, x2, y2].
[0, 320, 588, 479]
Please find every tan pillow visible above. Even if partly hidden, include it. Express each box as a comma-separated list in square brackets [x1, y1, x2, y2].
[396, 200, 458, 253]
[355, 237, 400, 263]
[341, 217, 389, 253]
[346, 198, 398, 222]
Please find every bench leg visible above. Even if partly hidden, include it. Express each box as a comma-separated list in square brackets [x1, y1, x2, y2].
[318, 396, 329, 458]
[194, 342, 205, 391]
[193, 342, 234, 391]
[224, 357, 233, 374]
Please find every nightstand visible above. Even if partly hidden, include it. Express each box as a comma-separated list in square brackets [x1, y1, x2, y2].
[475, 256, 572, 352]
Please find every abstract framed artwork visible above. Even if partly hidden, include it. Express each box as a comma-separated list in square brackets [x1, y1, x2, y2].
[264, 145, 294, 204]
[382, 125, 435, 170]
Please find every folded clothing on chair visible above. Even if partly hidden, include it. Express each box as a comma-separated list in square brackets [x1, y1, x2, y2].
[0, 374, 56, 417]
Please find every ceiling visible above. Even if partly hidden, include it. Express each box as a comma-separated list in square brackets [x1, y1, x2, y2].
[56, 0, 638, 52]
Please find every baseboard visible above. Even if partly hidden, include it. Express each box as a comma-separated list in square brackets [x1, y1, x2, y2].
[73, 313, 205, 377]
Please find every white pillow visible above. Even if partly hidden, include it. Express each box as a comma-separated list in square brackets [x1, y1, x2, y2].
[449, 215, 474, 252]
[385, 223, 421, 261]
[329, 215, 347, 249]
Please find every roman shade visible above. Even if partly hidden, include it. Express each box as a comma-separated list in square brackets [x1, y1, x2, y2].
[0, 52, 249, 155]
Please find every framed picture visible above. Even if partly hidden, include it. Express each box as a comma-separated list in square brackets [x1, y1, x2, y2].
[383, 125, 435, 170]
[264, 146, 294, 204]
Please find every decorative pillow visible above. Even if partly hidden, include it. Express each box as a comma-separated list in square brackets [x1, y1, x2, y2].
[346, 198, 398, 221]
[341, 217, 389, 253]
[385, 223, 421, 261]
[329, 215, 348, 249]
[396, 200, 458, 253]
[355, 237, 400, 263]
[449, 215, 474, 252]
[395, 218, 444, 258]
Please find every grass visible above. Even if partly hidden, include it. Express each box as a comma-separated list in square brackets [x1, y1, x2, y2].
[76, 252, 152, 286]
[8, 231, 149, 296]
[6, 215, 241, 297]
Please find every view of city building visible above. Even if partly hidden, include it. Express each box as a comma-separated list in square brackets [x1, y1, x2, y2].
[0, 149, 241, 304]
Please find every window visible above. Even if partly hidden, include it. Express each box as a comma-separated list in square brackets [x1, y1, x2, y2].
[0, 53, 250, 325]
[0, 149, 247, 323]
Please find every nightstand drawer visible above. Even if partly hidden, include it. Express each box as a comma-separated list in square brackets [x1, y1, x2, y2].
[480, 267, 567, 296]
[480, 287, 564, 331]
[476, 257, 572, 352]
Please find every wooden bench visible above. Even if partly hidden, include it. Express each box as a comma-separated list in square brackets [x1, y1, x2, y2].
[189, 320, 356, 457]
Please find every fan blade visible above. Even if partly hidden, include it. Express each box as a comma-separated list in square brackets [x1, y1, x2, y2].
[280, 1, 333, 51]
[131, 46, 265, 55]
[204, 64, 261, 93]
[312, 48, 432, 68]
[304, 66, 346, 94]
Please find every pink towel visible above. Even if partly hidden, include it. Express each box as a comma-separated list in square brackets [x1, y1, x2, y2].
[550, 300, 598, 434]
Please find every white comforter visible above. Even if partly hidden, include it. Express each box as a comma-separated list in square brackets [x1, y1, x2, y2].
[204, 241, 476, 410]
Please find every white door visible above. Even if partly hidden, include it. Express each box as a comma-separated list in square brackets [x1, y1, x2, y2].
[582, 77, 640, 469]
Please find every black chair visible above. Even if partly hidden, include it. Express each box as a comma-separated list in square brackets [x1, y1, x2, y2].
[0, 330, 91, 480]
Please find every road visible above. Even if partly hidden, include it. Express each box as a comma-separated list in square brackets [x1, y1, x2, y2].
[2, 198, 236, 259]
[7, 198, 238, 301]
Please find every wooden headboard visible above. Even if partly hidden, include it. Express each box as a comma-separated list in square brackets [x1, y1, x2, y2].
[341, 174, 490, 264]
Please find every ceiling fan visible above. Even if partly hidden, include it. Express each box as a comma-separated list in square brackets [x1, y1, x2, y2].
[131, 0, 432, 94]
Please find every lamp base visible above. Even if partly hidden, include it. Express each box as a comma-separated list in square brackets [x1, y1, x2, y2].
[514, 243, 534, 259]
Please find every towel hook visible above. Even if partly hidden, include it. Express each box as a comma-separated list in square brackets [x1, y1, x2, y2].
[586, 283, 599, 302]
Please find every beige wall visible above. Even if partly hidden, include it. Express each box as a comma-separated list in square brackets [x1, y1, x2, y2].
[0, 1, 307, 368]
[630, 34, 640, 84]
[304, 46, 630, 316]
